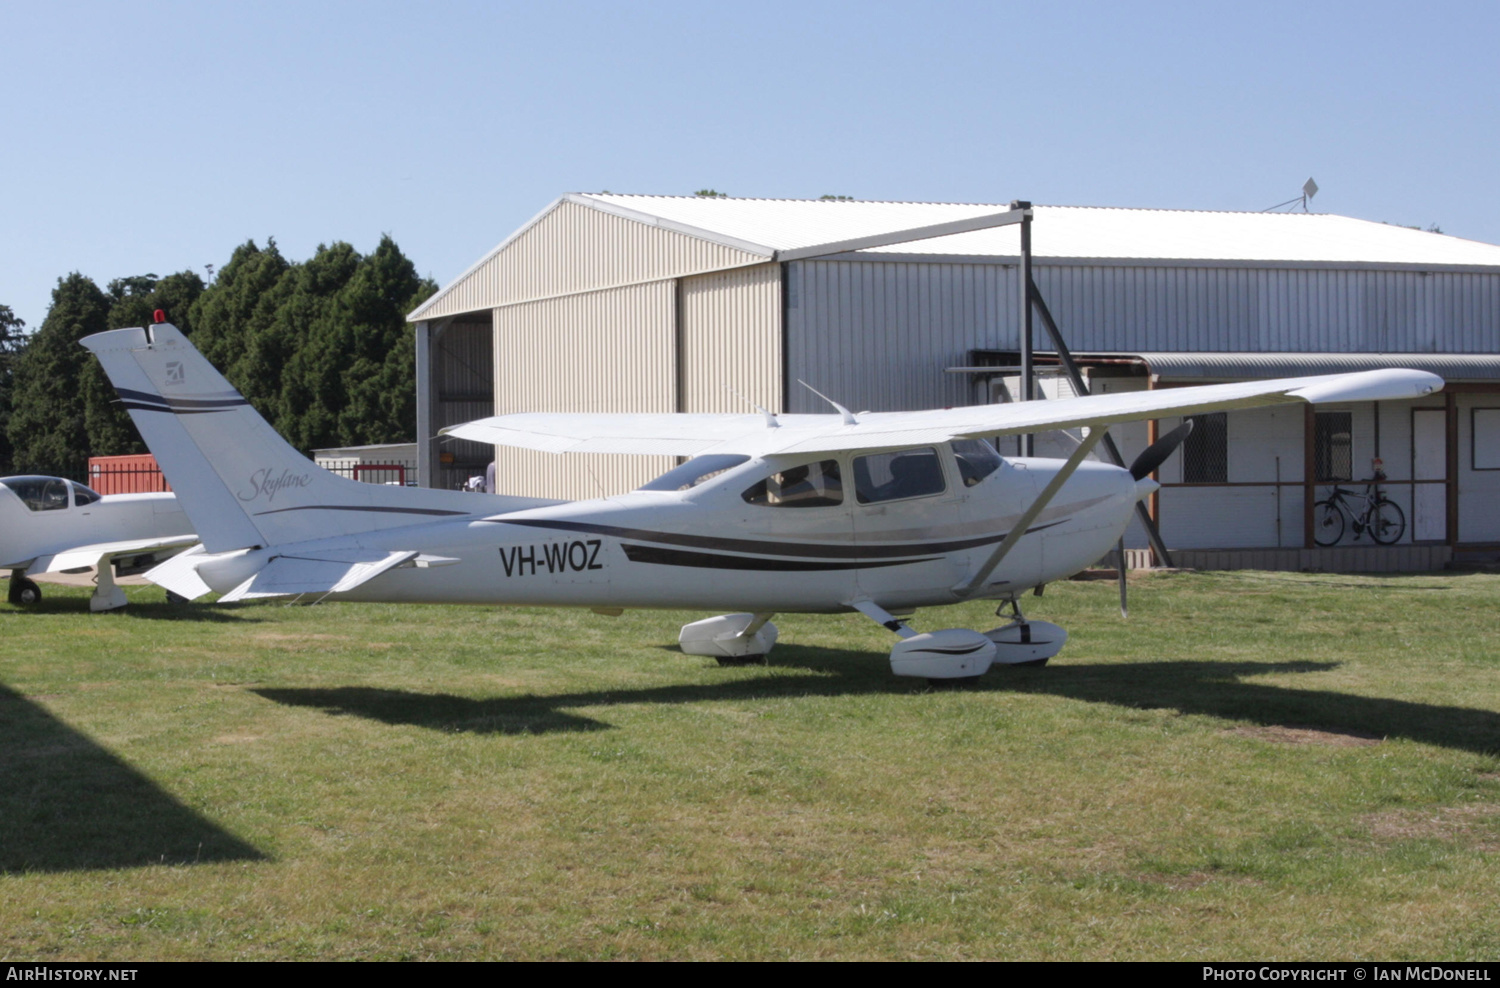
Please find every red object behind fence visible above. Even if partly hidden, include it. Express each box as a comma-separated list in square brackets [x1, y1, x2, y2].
[88, 454, 171, 494]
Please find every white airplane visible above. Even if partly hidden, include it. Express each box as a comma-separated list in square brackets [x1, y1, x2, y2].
[0, 475, 196, 611]
[82, 321, 1442, 681]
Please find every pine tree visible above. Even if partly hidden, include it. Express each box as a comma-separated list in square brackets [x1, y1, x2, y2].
[0, 304, 27, 473]
[272, 237, 434, 452]
[7, 275, 110, 478]
[79, 271, 210, 458]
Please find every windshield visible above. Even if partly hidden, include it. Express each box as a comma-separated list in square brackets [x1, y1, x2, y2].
[952, 438, 1003, 486]
[0, 476, 71, 511]
[637, 454, 750, 492]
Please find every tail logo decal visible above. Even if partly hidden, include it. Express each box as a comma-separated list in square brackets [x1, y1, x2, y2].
[238, 468, 314, 504]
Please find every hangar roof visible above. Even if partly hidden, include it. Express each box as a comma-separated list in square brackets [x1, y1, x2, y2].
[411, 194, 1500, 322]
[580, 194, 1500, 268]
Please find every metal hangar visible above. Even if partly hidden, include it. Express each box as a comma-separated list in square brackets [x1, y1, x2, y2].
[409, 194, 1500, 569]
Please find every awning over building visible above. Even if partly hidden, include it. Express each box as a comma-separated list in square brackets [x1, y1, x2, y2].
[955, 351, 1500, 382]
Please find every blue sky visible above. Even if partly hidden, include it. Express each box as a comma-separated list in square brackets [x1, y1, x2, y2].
[3, 0, 1496, 330]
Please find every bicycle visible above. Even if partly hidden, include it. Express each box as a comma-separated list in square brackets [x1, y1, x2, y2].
[1313, 477, 1405, 546]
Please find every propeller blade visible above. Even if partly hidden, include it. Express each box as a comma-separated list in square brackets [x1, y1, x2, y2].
[1129, 419, 1195, 481]
[1116, 538, 1128, 618]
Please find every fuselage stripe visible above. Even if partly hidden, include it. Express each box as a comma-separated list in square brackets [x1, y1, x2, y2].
[497, 517, 1066, 560]
[620, 544, 936, 571]
[251, 505, 474, 517]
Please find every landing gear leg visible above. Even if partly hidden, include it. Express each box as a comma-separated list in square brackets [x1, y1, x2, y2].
[89, 564, 129, 613]
[984, 595, 1067, 666]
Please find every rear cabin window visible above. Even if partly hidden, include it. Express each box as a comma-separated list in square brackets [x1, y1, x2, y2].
[853, 448, 947, 504]
[742, 460, 843, 507]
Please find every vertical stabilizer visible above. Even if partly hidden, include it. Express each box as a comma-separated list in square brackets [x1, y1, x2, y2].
[82, 324, 558, 552]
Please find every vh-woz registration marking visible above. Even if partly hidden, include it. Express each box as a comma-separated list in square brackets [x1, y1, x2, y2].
[499, 538, 605, 578]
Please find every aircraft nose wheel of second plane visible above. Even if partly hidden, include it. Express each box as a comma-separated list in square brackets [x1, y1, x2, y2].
[8, 574, 41, 606]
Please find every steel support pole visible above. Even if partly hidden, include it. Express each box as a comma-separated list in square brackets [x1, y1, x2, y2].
[1029, 281, 1176, 568]
[1016, 202, 1035, 457]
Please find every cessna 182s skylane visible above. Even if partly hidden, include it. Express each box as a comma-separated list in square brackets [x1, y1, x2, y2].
[82, 321, 1441, 681]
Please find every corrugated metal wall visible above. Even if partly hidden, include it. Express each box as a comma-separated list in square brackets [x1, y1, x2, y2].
[786, 258, 1500, 414]
[491, 281, 677, 499]
[784, 259, 1021, 413]
[788, 261, 1500, 405]
[1035, 264, 1500, 354]
[420, 200, 767, 320]
[679, 263, 783, 413]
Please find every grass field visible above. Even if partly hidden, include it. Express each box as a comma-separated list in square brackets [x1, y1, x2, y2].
[2, 570, 1499, 961]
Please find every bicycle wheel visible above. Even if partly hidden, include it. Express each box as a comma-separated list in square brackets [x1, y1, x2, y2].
[1313, 500, 1345, 546]
[1369, 498, 1406, 544]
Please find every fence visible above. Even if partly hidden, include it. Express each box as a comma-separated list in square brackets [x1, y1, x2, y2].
[89, 456, 416, 493]
[88, 455, 170, 494]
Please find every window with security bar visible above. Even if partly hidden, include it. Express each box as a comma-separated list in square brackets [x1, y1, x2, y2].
[1182, 412, 1228, 483]
[1315, 412, 1353, 481]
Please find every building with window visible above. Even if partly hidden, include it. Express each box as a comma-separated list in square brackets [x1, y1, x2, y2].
[410, 195, 1500, 570]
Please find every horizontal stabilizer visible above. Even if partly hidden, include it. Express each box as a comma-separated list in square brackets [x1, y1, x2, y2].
[219, 549, 419, 602]
[144, 545, 214, 600]
[32, 534, 199, 576]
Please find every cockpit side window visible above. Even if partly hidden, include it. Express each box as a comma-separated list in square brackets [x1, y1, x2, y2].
[853, 448, 946, 504]
[0, 476, 71, 512]
[952, 438, 1003, 487]
[70, 482, 102, 506]
[742, 460, 843, 507]
[638, 455, 750, 492]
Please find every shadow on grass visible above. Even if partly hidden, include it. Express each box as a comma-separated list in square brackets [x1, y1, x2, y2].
[253, 648, 1500, 755]
[0, 684, 267, 873]
[1, 597, 265, 624]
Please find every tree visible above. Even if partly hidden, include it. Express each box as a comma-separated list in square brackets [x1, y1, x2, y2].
[186, 240, 291, 395]
[0, 304, 26, 473]
[7, 275, 110, 478]
[75, 270, 211, 458]
[275, 237, 434, 451]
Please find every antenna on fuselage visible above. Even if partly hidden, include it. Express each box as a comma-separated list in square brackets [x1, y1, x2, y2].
[797, 380, 857, 426]
[723, 384, 779, 429]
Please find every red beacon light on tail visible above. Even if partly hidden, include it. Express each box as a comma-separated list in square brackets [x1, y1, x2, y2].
[153, 309, 167, 324]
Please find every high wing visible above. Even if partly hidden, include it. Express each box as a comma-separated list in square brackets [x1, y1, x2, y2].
[442, 369, 1444, 458]
[29, 534, 200, 575]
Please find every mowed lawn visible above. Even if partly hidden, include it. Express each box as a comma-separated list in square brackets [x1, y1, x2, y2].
[2, 570, 1499, 960]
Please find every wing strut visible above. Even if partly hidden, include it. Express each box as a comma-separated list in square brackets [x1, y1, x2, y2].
[956, 423, 1108, 597]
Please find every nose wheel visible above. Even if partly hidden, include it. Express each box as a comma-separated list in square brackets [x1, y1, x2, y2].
[8, 572, 41, 606]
